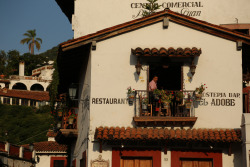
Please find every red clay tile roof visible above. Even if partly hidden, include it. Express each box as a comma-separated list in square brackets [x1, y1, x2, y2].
[95, 127, 241, 143]
[132, 47, 201, 57]
[22, 141, 67, 152]
[59, 9, 250, 52]
[0, 89, 49, 101]
[0, 79, 10, 83]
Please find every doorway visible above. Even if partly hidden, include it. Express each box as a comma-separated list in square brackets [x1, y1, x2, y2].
[149, 64, 182, 90]
[121, 157, 152, 167]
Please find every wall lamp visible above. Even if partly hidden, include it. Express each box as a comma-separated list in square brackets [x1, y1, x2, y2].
[190, 64, 196, 76]
[135, 58, 142, 75]
[69, 83, 78, 101]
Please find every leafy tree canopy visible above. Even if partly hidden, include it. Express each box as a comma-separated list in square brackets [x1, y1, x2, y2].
[0, 104, 53, 145]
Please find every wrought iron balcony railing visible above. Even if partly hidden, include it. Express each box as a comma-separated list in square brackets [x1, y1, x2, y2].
[132, 90, 197, 126]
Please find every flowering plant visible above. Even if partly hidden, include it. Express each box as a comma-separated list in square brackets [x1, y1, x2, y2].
[184, 93, 193, 103]
[142, 97, 149, 105]
[195, 83, 207, 94]
[176, 90, 184, 99]
[127, 86, 135, 95]
[162, 93, 172, 103]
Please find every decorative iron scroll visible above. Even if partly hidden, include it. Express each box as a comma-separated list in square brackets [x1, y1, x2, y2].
[91, 155, 109, 167]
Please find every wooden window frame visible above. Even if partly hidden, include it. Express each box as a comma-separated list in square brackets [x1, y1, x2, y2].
[3, 97, 10, 104]
[112, 148, 161, 167]
[80, 151, 87, 167]
[50, 157, 67, 167]
[171, 150, 222, 167]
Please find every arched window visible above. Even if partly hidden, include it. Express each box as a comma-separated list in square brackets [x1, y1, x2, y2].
[12, 83, 27, 90]
[30, 84, 44, 91]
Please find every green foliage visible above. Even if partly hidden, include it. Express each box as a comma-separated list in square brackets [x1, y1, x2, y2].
[141, 0, 161, 17]
[21, 53, 48, 76]
[49, 59, 59, 111]
[38, 46, 58, 61]
[20, 29, 42, 55]
[0, 104, 53, 145]
[0, 50, 7, 74]
[5, 50, 21, 76]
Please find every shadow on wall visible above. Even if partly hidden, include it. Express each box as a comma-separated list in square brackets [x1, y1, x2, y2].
[0, 159, 8, 167]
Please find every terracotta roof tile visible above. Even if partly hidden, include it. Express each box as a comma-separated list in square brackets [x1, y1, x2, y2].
[22, 141, 67, 152]
[95, 127, 241, 143]
[60, 9, 250, 52]
[132, 47, 201, 57]
[0, 89, 49, 101]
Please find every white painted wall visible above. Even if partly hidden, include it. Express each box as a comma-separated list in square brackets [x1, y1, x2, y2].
[9, 79, 50, 91]
[36, 154, 67, 167]
[73, 0, 250, 37]
[89, 21, 242, 129]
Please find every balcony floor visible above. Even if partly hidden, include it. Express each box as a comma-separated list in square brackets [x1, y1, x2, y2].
[133, 116, 197, 126]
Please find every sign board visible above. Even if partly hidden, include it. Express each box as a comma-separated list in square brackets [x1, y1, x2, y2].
[91, 155, 109, 167]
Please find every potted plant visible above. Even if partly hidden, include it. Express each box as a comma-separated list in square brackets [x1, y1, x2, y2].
[176, 91, 184, 102]
[142, 97, 149, 110]
[68, 114, 76, 125]
[153, 89, 162, 101]
[127, 86, 135, 104]
[58, 109, 63, 117]
[195, 83, 207, 101]
[185, 93, 192, 109]
[161, 91, 172, 109]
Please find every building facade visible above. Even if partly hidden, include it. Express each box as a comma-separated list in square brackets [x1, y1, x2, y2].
[0, 141, 35, 167]
[55, 0, 250, 166]
[55, 8, 250, 167]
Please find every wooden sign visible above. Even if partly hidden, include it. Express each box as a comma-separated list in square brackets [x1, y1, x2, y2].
[91, 155, 109, 167]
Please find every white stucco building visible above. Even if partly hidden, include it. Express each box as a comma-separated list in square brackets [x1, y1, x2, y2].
[22, 131, 68, 167]
[55, 0, 250, 167]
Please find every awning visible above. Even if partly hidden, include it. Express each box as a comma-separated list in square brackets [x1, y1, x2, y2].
[131, 47, 201, 57]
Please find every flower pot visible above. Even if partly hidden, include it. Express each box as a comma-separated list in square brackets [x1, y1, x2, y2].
[58, 111, 62, 117]
[163, 102, 169, 109]
[142, 104, 147, 110]
[68, 118, 74, 124]
[195, 94, 202, 101]
[185, 102, 191, 109]
[153, 94, 159, 101]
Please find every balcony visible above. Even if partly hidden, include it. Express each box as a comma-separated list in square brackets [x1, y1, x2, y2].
[56, 108, 78, 144]
[133, 90, 197, 126]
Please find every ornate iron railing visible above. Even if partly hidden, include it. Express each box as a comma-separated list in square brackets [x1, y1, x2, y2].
[134, 90, 196, 117]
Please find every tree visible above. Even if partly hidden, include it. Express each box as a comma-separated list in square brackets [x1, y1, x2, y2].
[141, 0, 161, 17]
[0, 50, 6, 74]
[20, 29, 42, 55]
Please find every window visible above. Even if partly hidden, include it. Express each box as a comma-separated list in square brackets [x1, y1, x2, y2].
[53, 160, 65, 167]
[12, 98, 19, 105]
[30, 100, 36, 107]
[171, 150, 222, 167]
[121, 157, 152, 167]
[149, 63, 182, 90]
[21, 99, 29, 106]
[112, 149, 161, 167]
[180, 158, 213, 167]
[3, 97, 10, 104]
[50, 157, 67, 167]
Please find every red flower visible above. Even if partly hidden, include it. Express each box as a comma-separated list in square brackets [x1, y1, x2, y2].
[204, 84, 206, 85]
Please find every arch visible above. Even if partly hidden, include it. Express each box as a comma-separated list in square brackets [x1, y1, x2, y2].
[12, 82, 27, 90]
[30, 83, 44, 91]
